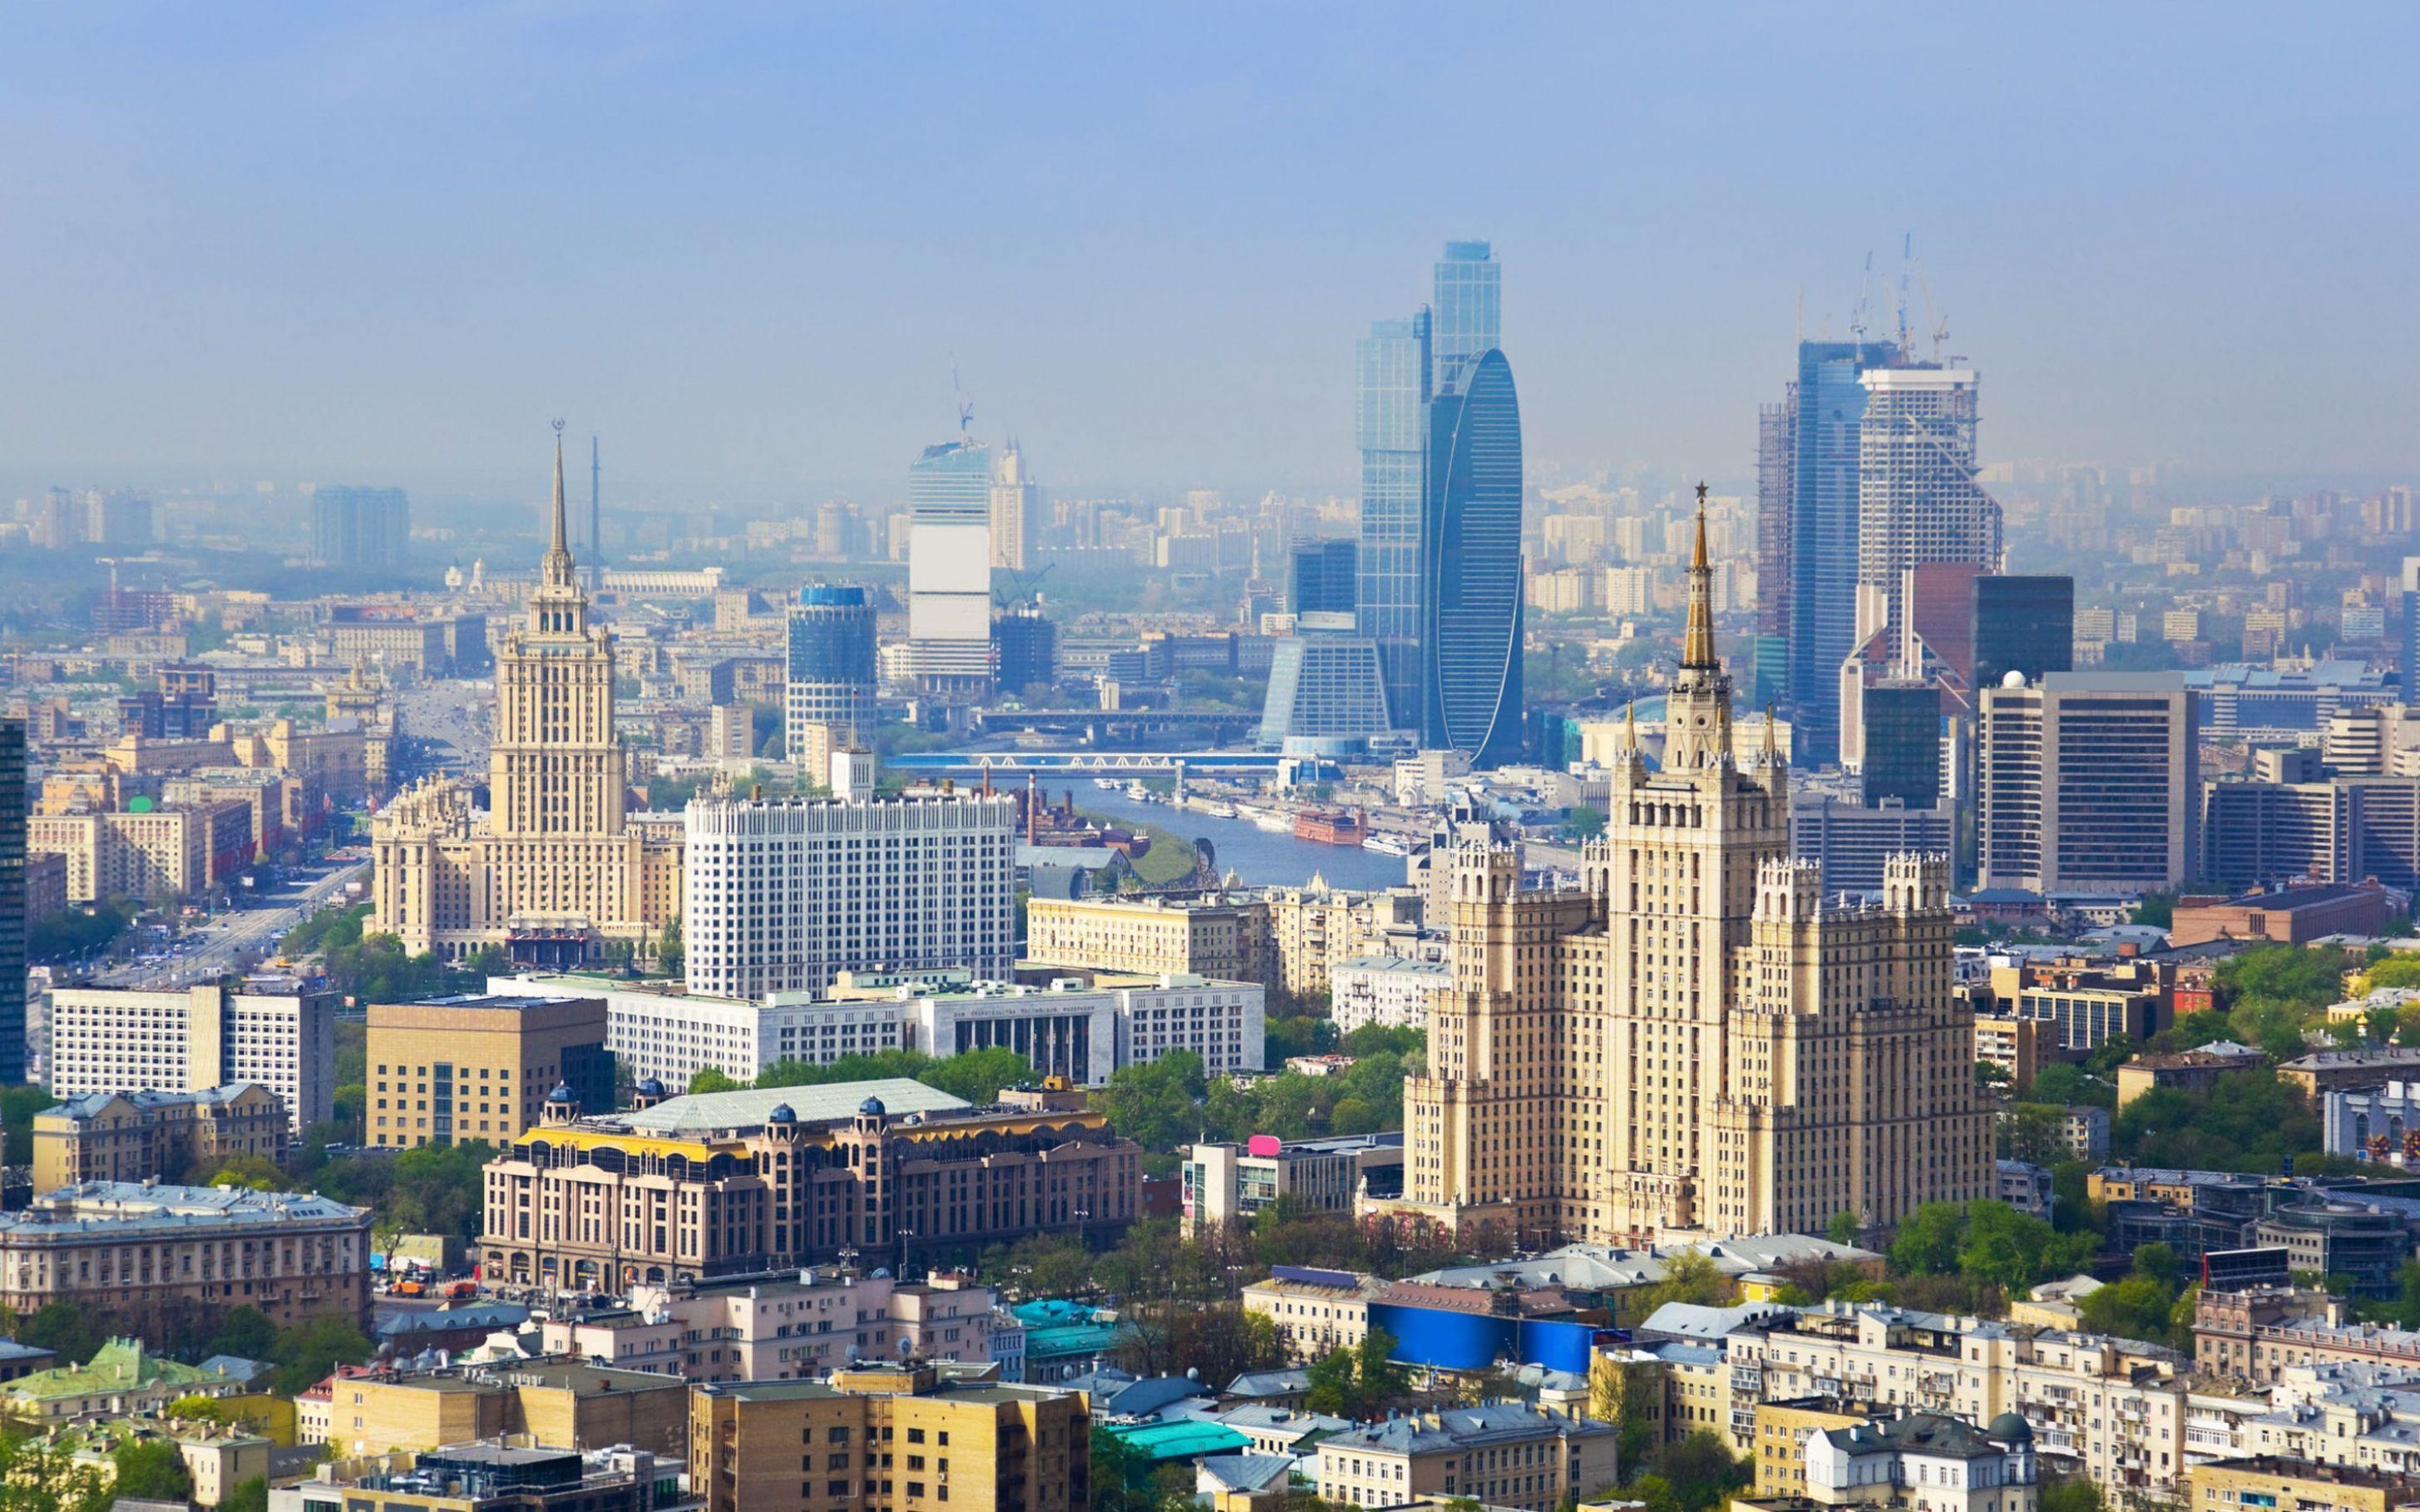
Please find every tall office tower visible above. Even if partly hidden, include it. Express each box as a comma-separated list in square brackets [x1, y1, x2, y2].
[991, 603, 1059, 694]
[1780, 340, 1897, 759]
[682, 790, 1018, 999]
[1977, 673, 2199, 895]
[1422, 347, 1525, 766]
[1905, 563, 1984, 689]
[371, 432, 684, 964]
[1856, 367, 2003, 636]
[1753, 396, 1795, 707]
[0, 719, 25, 1085]
[310, 486, 411, 569]
[784, 586, 880, 760]
[1258, 614, 1395, 747]
[1973, 575, 2075, 693]
[1356, 312, 1432, 733]
[907, 438, 996, 692]
[1861, 680, 1944, 808]
[1289, 538, 1358, 615]
[1430, 240, 1501, 395]
[989, 439, 1040, 571]
[48, 982, 338, 1134]
[1381, 504, 1990, 1242]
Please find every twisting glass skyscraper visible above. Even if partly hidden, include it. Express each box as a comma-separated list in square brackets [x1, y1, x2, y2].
[1355, 241, 1524, 764]
[1423, 348, 1524, 765]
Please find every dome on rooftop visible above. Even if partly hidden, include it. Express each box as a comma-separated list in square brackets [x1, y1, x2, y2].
[767, 1102, 798, 1124]
[636, 1076, 667, 1097]
[859, 1095, 887, 1116]
[1988, 1412, 2032, 1443]
[546, 1082, 575, 1103]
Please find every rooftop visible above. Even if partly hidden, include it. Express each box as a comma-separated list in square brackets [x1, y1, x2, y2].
[0, 1183, 368, 1238]
[45, 1083, 275, 1120]
[610, 1079, 970, 1134]
[1321, 1403, 1612, 1455]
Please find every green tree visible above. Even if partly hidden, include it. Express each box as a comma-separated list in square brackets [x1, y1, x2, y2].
[199, 1153, 289, 1191]
[2028, 1063, 2097, 1109]
[269, 1312, 375, 1396]
[223, 1476, 272, 1512]
[1889, 1202, 1968, 1276]
[1091, 1051, 1208, 1153]
[17, 1299, 104, 1365]
[1562, 804, 1608, 841]
[656, 914, 684, 976]
[0, 1084, 62, 1169]
[1958, 1200, 2094, 1291]
[689, 1066, 747, 1094]
[1825, 1211, 1862, 1246]
[1639, 1252, 1731, 1312]
[207, 1305, 278, 1362]
[2040, 1475, 2109, 1512]
[111, 1440, 195, 1503]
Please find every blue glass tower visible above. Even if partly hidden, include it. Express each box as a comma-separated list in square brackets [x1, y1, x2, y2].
[1424, 348, 1524, 766]
[1786, 338, 1896, 760]
[1356, 313, 1432, 733]
[1431, 240, 1501, 394]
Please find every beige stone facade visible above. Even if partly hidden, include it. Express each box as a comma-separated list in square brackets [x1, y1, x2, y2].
[1025, 893, 1272, 986]
[1311, 1402, 1618, 1512]
[372, 438, 682, 964]
[690, 1361, 1089, 1512]
[365, 993, 610, 1148]
[314, 1361, 689, 1460]
[33, 1084, 288, 1192]
[1380, 513, 1990, 1248]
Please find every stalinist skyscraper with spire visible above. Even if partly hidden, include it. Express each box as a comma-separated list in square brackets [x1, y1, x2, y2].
[1376, 489, 1989, 1246]
[372, 427, 684, 966]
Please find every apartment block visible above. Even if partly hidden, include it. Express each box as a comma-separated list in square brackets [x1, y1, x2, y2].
[689, 1361, 1089, 1512]
[312, 1361, 689, 1460]
[1311, 1402, 1617, 1512]
[32, 1084, 288, 1191]
[1026, 892, 1273, 986]
[541, 1270, 1005, 1383]
[47, 982, 337, 1135]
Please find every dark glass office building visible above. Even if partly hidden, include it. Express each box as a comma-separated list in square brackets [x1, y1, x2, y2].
[1784, 339, 1897, 760]
[1423, 348, 1524, 767]
[1861, 680, 1943, 808]
[1973, 575, 2075, 692]
[1289, 539, 1359, 616]
[1356, 313, 1432, 733]
[993, 605, 1059, 694]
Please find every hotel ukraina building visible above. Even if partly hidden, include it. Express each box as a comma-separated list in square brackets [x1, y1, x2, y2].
[372, 432, 684, 962]
[1373, 500, 1990, 1245]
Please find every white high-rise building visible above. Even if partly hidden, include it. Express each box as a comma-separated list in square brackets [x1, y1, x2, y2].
[682, 792, 1018, 999]
[1856, 365, 2004, 636]
[46, 982, 338, 1136]
[906, 438, 995, 692]
[1977, 672, 2200, 894]
[989, 440, 1039, 571]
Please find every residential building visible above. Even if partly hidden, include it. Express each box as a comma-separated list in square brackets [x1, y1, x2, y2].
[71, 1416, 272, 1507]
[309, 1360, 689, 1460]
[907, 437, 997, 693]
[1329, 956, 1449, 1034]
[1977, 673, 2199, 894]
[1260, 882, 1425, 1001]
[280, 1442, 673, 1512]
[1376, 521, 1990, 1244]
[682, 792, 1016, 1000]
[32, 1084, 288, 1191]
[1970, 1015, 2047, 1094]
[1751, 1399, 1876, 1499]
[2189, 1458, 2420, 1512]
[0, 718, 24, 1085]
[366, 993, 610, 1149]
[689, 1360, 1090, 1512]
[1796, 1410, 2039, 1512]
[30, 802, 247, 903]
[2193, 1287, 2420, 1383]
[371, 435, 684, 966]
[2115, 1045, 2266, 1109]
[2323, 1080, 2420, 1164]
[1182, 1133, 1406, 1233]
[3, 1338, 246, 1424]
[542, 1269, 1003, 1382]
[784, 586, 880, 760]
[1026, 894, 1272, 986]
[2279, 1048, 2420, 1097]
[310, 486, 411, 569]
[481, 1079, 1143, 1290]
[0, 1183, 370, 1338]
[1311, 1402, 1618, 1512]
[46, 981, 337, 1135]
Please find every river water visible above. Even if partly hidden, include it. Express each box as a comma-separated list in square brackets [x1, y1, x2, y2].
[1049, 782, 1414, 892]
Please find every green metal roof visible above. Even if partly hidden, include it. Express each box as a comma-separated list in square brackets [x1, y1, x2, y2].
[1104, 1421, 1254, 1461]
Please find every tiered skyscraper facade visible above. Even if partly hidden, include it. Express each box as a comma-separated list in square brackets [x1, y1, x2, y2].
[1379, 498, 1990, 1245]
[1856, 367, 2003, 636]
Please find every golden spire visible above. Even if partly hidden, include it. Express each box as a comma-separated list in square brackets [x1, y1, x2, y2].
[1680, 481, 1718, 671]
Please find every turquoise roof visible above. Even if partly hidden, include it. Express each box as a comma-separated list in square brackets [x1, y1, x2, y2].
[1104, 1421, 1253, 1462]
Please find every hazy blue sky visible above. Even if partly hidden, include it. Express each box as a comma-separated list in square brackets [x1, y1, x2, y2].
[3, 2, 2414, 507]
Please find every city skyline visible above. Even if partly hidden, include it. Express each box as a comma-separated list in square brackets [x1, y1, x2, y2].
[2, 6, 2416, 504]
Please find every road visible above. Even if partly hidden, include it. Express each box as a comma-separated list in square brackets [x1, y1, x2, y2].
[395, 680, 492, 776]
[84, 858, 372, 991]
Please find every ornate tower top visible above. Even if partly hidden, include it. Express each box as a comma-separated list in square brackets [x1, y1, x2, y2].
[1662, 481, 1735, 770]
[1680, 482, 1719, 674]
[541, 419, 577, 591]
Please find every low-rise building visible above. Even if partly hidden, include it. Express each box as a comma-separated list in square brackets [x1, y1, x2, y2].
[2116, 1044, 2267, 1109]
[2322, 1079, 2420, 1165]
[2194, 1287, 2420, 1383]
[1799, 1410, 2039, 1512]
[1329, 956, 1450, 1035]
[2280, 1048, 2420, 1098]
[540, 1269, 1004, 1382]
[3, 1338, 247, 1423]
[67, 1416, 272, 1508]
[1311, 1402, 1618, 1512]
[277, 1442, 675, 1512]
[689, 1361, 1089, 1512]
[32, 1083, 288, 1191]
[1971, 1015, 2048, 1094]
[1183, 1133, 1406, 1234]
[0, 1183, 371, 1337]
[2169, 885, 2398, 949]
[1751, 1398, 1876, 1498]
[2189, 1456, 2420, 1512]
[1026, 893, 1272, 986]
[312, 1360, 689, 1460]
